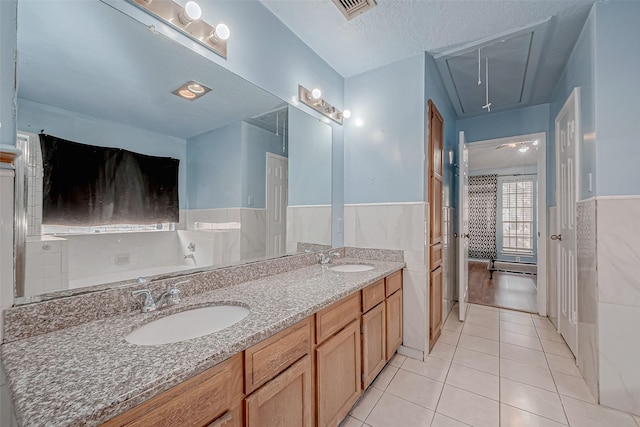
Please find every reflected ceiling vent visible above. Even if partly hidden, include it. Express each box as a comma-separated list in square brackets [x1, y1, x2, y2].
[331, 0, 376, 20]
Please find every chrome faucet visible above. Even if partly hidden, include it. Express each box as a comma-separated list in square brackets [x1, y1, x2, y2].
[318, 251, 341, 265]
[132, 281, 188, 313]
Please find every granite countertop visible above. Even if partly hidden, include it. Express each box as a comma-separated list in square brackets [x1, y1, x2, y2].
[2, 258, 404, 427]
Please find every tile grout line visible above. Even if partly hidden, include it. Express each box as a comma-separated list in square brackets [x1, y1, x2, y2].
[534, 319, 572, 426]
[429, 306, 462, 426]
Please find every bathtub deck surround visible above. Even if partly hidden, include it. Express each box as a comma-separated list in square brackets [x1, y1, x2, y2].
[1, 248, 403, 426]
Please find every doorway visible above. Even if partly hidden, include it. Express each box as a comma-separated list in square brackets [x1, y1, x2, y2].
[266, 153, 288, 257]
[461, 132, 547, 314]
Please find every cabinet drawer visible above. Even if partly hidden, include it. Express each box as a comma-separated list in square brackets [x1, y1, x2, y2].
[245, 356, 313, 427]
[316, 292, 360, 345]
[245, 317, 312, 394]
[207, 404, 242, 427]
[362, 280, 385, 313]
[385, 271, 402, 297]
[103, 353, 243, 427]
[430, 243, 442, 270]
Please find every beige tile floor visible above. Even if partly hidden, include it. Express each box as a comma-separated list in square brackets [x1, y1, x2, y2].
[342, 303, 640, 427]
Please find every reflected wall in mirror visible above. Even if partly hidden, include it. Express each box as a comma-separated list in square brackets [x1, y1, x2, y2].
[14, 0, 332, 303]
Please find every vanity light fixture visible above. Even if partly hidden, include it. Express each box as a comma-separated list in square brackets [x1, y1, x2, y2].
[533, 140, 539, 146]
[173, 80, 211, 101]
[178, 1, 202, 25]
[129, 0, 229, 59]
[298, 85, 347, 125]
[342, 109, 352, 119]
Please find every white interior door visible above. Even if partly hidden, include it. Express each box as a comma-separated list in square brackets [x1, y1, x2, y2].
[266, 153, 288, 257]
[555, 88, 580, 357]
[457, 131, 469, 321]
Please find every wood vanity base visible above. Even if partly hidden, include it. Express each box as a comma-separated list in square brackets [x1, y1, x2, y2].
[101, 271, 403, 427]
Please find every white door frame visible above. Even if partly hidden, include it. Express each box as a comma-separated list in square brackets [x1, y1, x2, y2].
[265, 152, 288, 257]
[464, 131, 548, 316]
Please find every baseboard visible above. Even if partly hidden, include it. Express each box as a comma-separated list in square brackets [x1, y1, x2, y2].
[398, 345, 424, 361]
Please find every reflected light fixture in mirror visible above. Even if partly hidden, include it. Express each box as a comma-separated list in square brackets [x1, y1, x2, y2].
[298, 85, 346, 125]
[129, 0, 229, 59]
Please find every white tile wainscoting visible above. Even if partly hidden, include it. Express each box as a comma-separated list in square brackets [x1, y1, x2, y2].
[344, 203, 457, 359]
[286, 205, 331, 253]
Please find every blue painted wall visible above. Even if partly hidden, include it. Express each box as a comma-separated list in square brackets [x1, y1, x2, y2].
[18, 99, 188, 208]
[344, 54, 425, 204]
[241, 121, 288, 209]
[288, 107, 332, 206]
[0, 1, 16, 147]
[457, 104, 550, 143]
[594, 1, 640, 197]
[187, 121, 286, 210]
[549, 6, 596, 204]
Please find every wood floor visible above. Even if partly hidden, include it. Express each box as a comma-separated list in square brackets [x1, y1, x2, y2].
[468, 261, 538, 313]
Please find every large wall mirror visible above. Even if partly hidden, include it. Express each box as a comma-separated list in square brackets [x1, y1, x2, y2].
[14, 0, 332, 304]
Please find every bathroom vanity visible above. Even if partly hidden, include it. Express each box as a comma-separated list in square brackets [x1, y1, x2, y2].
[1, 249, 404, 427]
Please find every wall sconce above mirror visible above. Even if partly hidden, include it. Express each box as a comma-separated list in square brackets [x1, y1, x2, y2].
[298, 85, 348, 125]
[128, 0, 229, 59]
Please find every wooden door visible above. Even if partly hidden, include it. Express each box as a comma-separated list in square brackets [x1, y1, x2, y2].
[361, 303, 386, 389]
[385, 289, 403, 359]
[428, 100, 444, 245]
[316, 320, 361, 427]
[429, 267, 443, 350]
[245, 356, 313, 427]
[555, 88, 580, 358]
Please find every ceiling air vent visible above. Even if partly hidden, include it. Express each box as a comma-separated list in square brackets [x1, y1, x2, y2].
[331, 0, 376, 20]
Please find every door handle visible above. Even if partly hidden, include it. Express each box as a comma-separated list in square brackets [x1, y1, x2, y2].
[550, 234, 563, 241]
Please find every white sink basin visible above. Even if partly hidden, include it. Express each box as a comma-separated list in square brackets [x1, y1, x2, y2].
[330, 264, 375, 273]
[125, 305, 250, 346]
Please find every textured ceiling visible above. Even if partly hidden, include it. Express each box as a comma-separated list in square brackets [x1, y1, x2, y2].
[262, 0, 595, 107]
[17, 1, 285, 140]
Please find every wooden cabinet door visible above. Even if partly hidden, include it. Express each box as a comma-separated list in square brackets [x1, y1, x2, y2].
[428, 99, 444, 245]
[362, 302, 386, 389]
[429, 266, 443, 350]
[103, 353, 243, 427]
[316, 320, 361, 427]
[245, 356, 313, 427]
[386, 289, 403, 359]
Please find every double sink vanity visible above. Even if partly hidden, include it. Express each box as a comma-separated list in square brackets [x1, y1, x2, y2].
[1, 248, 404, 426]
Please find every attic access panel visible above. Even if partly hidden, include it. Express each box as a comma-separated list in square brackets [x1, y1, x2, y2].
[434, 19, 551, 118]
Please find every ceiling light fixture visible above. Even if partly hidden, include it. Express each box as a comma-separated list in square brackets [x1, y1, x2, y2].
[173, 80, 212, 101]
[130, 0, 229, 59]
[298, 85, 346, 125]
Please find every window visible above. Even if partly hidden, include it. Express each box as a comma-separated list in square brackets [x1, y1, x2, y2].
[501, 179, 534, 254]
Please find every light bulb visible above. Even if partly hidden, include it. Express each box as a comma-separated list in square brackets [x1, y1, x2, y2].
[187, 83, 205, 94]
[355, 118, 364, 127]
[184, 1, 201, 19]
[343, 109, 351, 119]
[178, 89, 196, 99]
[179, 1, 201, 24]
[214, 23, 230, 40]
[519, 146, 530, 153]
[311, 88, 322, 99]
[533, 140, 539, 146]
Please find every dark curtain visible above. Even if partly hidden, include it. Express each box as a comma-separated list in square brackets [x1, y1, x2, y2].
[40, 134, 179, 225]
[468, 174, 498, 259]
